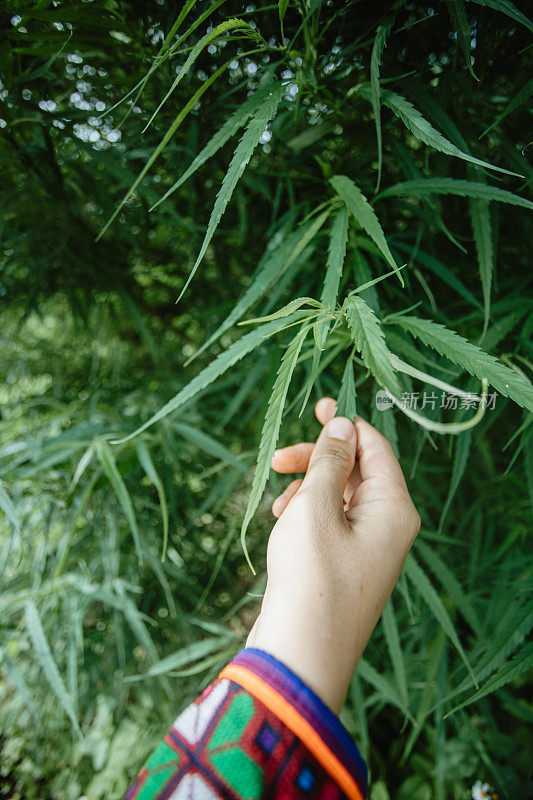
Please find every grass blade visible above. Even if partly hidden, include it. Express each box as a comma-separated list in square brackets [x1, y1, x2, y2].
[438, 430, 472, 532]
[95, 438, 142, 561]
[382, 599, 409, 707]
[404, 553, 477, 686]
[25, 601, 81, 736]
[135, 441, 169, 561]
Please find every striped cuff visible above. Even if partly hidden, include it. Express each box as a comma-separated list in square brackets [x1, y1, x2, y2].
[219, 647, 367, 800]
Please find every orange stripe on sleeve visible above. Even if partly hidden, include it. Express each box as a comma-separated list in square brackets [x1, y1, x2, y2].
[219, 664, 364, 800]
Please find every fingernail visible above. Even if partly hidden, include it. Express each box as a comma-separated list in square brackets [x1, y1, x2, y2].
[325, 416, 354, 441]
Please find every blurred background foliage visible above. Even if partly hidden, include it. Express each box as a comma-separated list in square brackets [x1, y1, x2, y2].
[0, 1, 532, 798]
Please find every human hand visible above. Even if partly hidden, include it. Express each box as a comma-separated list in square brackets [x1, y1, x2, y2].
[247, 397, 420, 714]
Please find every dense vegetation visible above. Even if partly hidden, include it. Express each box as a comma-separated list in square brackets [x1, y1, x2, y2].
[1, 1, 532, 798]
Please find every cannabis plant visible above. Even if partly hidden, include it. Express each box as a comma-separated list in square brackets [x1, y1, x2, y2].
[1, 1, 532, 798]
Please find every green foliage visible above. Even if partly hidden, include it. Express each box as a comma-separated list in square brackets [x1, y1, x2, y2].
[1, 1, 532, 798]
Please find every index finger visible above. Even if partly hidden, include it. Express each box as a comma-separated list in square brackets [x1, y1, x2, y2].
[354, 416, 407, 488]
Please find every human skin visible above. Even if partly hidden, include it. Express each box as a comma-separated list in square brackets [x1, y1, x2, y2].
[247, 397, 421, 714]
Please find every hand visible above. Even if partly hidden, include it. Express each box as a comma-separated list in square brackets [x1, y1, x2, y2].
[247, 397, 420, 714]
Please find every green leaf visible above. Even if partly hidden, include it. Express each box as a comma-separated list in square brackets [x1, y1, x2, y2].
[241, 296, 321, 325]
[377, 177, 533, 210]
[362, 88, 519, 177]
[128, 636, 233, 680]
[320, 206, 350, 312]
[95, 437, 142, 561]
[241, 324, 309, 571]
[112, 312, 309, 444]
[448, 642, 533, 714]
[135, 441, 169, 561]
[179, 83, 284, 300]
[344, 295, 401, 396]
[446, 0, 478, 80]
[144, 19, 255, 130]
[389, 315, 533, 411]
[479, 79, 533, 139]
[336, 354, 357, 419]
[151, 81, 281, 210]
[370, 19, 394, 191]
[469, 194, 494, 336]
[0, 480, 20, 531]
[404, 553, 477, 685]
[279, 0, 290, 23]
[415, 539, 481, 635]
[357, 657, 413, 720]
[467, 0, 533, 32]
[25, 601, 81, 736]
[382, 599, 409, 707]
[331, 175, 404, 285]
[96, 55, 240, 240]
[173, 422, 248, 474]
[438, 430, 472, 533]
[189, 210, 327, 363]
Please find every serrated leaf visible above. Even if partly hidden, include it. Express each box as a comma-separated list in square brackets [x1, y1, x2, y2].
[336, 355, 357, 419]
[469, 194, 494, 336]
[97, 56, 239, 240]
[113, 312, 309, 444]
[241, 296, 321, 325]
[179, 83, 284, 300]
[390, 314, 533, 411]
[468, 0, 533, 32]
[377, 177, 533, 210]
[448, 642, 533, 715]
[241, 325, 309, 571]
[382, 599, 409, 707]
[320, 206, 350, 312]
[344, 295, 401, 396]
[151, 82, 281, 210]
[135, 441, 169, 561]
[438, 430, 472, 532]
[361, 87, 519, 177]
[331, 175, 404, 285]
[370, 19, 394, 191]
[95, 438, 142, 561]
[189, 210, 327, 362]
[404, 553, 476, 685]
[145, 19, 254, 130]
[25, 601, 81, 736]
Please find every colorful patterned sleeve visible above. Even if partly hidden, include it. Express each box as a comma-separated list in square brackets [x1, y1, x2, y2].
[123, 647, 368, 800]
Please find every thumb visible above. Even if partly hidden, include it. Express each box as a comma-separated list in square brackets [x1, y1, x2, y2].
[302, 416, 356, 506]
